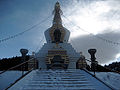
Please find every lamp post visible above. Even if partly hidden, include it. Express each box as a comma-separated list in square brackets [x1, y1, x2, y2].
[20, 49, 28, 75]
[88, 49, 97, 76]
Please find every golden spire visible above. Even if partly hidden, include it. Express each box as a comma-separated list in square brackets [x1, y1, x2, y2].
[53, 1, 63, 26]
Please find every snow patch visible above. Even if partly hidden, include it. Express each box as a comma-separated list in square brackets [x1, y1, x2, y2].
[92, 72, 120, 89]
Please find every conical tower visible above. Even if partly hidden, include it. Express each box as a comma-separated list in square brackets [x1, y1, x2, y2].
[45, 2, 70, 44]
[35, 2, 80, 69]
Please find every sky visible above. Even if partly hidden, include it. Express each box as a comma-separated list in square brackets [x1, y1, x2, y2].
[0, 0, 120, 65]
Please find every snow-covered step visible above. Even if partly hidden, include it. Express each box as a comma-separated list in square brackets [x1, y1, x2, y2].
[23, 84, 93, 87]
[31, 76, 87, 79]
[23, 87, 95, 90]
[31, 78, 87, 80]
[28, 81, 90, 84]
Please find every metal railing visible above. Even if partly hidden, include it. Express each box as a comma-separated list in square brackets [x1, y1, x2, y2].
[0, 58, 36, 74]
[81, 59, 115, 89]
[0, 57, 37, 90]
[83, 69, 115, 90]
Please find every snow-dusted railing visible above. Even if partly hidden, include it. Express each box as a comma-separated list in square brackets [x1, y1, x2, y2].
[0, 57, 37, 89]
[85, 59, 97, 76]
[5, 68, 33, 90]
[84, 58, 117, 89]
[0, 58, 35, 74]
[83, 69, 115, 90]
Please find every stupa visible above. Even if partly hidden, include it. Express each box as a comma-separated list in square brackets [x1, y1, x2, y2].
[35, 2, 80, 69]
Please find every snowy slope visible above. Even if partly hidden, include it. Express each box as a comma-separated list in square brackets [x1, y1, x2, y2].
[0, 71, 23, 90]
[95, 72, 120, 90]
[1, 70, 120, 90]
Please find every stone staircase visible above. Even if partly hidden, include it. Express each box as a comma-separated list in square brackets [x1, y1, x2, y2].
[9, 69, 111, 90]
[23, 70, 95, 90]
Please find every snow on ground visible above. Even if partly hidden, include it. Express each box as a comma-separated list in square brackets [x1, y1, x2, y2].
[93, 72, 120, 90]
[0, 70, 120, 90]
[0, 71, 23, 90]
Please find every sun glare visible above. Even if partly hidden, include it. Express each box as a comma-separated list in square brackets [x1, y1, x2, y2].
[63, 0, 120, 38]
[116, 53, 120, 61]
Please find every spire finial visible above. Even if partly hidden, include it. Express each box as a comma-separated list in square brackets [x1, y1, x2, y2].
[53, 1, 62, 26]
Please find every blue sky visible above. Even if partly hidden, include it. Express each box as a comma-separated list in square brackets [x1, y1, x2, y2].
[0, 0, 64, 58]
[0, 0, 120, 65]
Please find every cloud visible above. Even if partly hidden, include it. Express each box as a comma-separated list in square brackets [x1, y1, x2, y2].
[62, 0, 120, 36]
[62, 0, 120, 65]
[70, 31, 120, 65]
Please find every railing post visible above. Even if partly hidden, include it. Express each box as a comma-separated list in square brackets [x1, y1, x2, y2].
[88, 49, 97, 76]
[20, 49, 28, 76]
[32, 52, 36, 70]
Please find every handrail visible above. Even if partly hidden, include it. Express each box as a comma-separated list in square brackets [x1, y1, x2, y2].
[0, 57, 36, 90]
[0, 58, 34, 74]
[5, 68, 33, 90]
[83, 69, 115, 90]
[84, 58, 118, 89]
